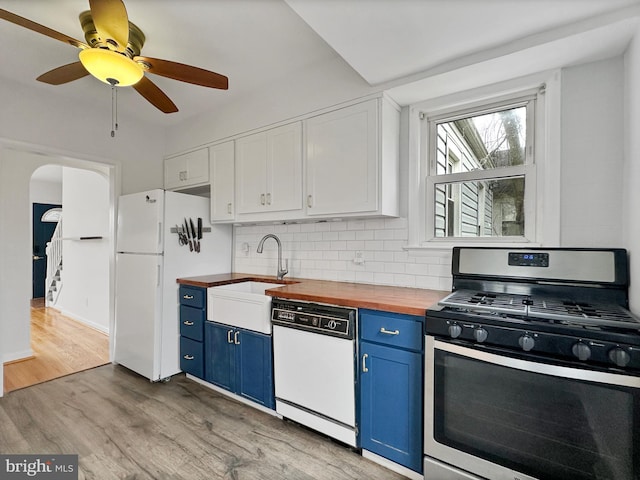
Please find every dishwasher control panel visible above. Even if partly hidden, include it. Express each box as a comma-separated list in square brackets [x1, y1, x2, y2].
[271, 299, 355, 339]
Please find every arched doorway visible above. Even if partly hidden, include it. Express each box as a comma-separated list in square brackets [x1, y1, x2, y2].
[0, 150, 117, 395]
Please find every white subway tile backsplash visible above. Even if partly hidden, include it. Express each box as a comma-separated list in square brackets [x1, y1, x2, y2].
[233, 219, 453, 291]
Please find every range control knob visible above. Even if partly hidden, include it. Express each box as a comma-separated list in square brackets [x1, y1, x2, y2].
[518, 334, 535, 352]
[572, 342, 591, 361]
[448, 324, 462, 339]
[609, 347, 631, 367]
[474, 328, 488, 343]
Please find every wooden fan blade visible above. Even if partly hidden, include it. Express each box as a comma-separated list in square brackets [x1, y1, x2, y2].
[0, 8, 88, 49]
[37, 62, 89, 85]
[88, 0, 129, 52]
[133, 76, 178, 114]
[135, 56, 228, 90]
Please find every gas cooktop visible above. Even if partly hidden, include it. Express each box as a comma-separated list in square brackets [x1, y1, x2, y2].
[439, 289, 640, 330]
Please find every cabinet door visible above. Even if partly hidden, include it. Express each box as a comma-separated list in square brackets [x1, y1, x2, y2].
[210, 141, 235, 222]
[306, 99, 378, 216]
[235, 329, 274, 409]
[165, 149, 209, 190]
[236, 132, 268, 214]
[360, 341, 423, 473]
[204, 322, 235, 391]
[265, 122, 302, 212]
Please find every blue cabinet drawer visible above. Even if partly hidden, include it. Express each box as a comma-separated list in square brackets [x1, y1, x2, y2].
[180, 336, 204, 379]
[180, 305, 205, 341]
[179, 285, 205, 309]
[359, 309, 423, 351]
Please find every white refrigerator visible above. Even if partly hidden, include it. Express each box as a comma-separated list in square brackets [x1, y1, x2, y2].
[114, 189, 232, 381]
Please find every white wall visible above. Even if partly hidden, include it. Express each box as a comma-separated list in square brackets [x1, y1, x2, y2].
[165, 55, 376, 154]
[30, 179, 62, 205]
[0, 78, 166, 195]
[624, 26, 640, 314]
[0, 77, 166, 380]
[561, 57, 625, 246]
[54, 167, 110, 333]
[232, 56, 627, 292]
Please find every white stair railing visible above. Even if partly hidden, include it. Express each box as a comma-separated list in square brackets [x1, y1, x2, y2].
[45, 219, 63, 306]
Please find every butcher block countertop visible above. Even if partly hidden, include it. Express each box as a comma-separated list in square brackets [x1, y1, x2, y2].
[177, 273, 449, 316]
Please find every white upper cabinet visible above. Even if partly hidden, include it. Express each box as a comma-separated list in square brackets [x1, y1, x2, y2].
[164, 148, 209, 191]
[209, 141, 235, 223]
[236, 122, 302, 217]
[305, 97, 399, 218]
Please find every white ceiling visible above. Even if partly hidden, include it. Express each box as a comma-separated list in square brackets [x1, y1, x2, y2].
[2, 0, 640, 129]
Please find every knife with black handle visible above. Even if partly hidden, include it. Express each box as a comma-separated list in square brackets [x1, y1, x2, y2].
[189, 218, 197, 253]
[184, 218, 193, 252]
[196, 217, 202, 253]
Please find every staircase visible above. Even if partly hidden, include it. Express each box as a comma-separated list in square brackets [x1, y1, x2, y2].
[45, 219, 63, 306]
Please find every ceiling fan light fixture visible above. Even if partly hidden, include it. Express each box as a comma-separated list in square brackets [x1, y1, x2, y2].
[79, 48, 143, 87]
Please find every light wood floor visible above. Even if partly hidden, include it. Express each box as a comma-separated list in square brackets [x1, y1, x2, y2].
[3, 299, 110, 393]
[0, 365, 407, 480]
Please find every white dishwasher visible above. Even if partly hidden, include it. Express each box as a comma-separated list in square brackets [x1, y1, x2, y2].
[271, 298, 358, 447]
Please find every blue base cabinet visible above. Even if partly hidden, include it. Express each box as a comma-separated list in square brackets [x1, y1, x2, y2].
[179, 286, 207, 379]
[205, 321, 275, 409]
[359, 309, 424, 474]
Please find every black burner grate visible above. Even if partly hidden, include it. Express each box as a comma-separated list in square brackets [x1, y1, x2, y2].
[440, 290, 640, 330]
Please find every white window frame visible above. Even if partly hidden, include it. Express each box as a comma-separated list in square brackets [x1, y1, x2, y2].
[426, 94, 536, 242]
[405, 71, 562, 251]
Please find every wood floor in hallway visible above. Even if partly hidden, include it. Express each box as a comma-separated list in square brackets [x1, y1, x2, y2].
[3, 299, 110, 393]
[0, 364, 407, 480]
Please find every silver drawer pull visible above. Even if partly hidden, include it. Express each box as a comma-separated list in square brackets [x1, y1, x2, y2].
[183, 354, 194, 360]
[380, 327, 400, 335]
[227, 330, 233, 344]
[183, 321, 194, 326]
[362, 353, 369, 373]
[183, 294, 194, 300]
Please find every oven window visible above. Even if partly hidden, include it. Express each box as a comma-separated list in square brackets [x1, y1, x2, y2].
[433, 350, 638, 480]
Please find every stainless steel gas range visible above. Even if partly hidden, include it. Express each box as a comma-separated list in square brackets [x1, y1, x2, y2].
[424, 247, 640, 480]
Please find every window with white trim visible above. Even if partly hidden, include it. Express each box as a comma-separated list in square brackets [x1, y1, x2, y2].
[422, 90, 541, 243]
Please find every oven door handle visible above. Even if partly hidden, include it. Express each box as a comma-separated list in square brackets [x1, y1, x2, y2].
[432, 338, 640, 388]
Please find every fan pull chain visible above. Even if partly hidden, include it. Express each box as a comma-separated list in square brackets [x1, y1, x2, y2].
[110, 84, 119, 138]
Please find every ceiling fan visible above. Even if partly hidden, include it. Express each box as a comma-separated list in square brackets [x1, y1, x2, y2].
[0, 0, 229, 114]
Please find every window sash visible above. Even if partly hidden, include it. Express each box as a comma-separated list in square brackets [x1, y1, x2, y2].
[422, 92, 538, 244]
[425, 163, 536, 243]
[427, 96, 536, 177]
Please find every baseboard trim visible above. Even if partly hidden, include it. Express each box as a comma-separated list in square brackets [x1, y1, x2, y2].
[57, 308, 109, 335]
[186, 374, 280, 417]
[3, 349, 35, 364]
[362, 450, 423, 480]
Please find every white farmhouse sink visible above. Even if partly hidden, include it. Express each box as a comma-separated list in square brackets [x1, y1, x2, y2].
[207, 281, 284, 334]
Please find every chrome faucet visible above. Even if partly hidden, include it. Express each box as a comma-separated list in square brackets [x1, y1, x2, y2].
[256, 234, 288, 280]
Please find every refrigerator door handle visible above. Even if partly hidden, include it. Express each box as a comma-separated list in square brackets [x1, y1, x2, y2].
[157, 264, 161, 287]
[158, 222, 163, 248]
